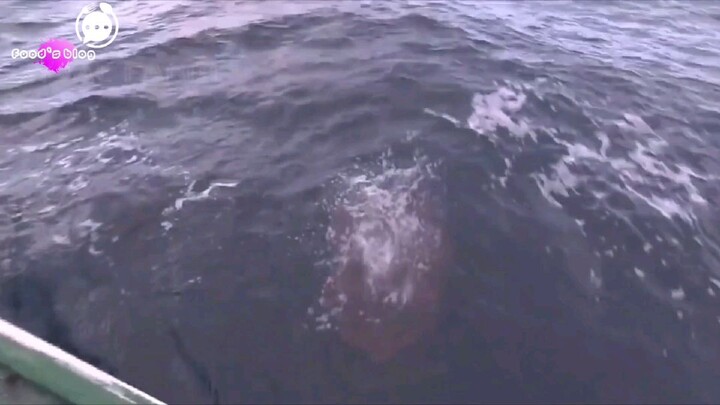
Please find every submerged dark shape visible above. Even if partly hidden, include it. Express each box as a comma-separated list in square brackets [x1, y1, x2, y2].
[321, 167, 451, 362]
[0, 273, 116, 375]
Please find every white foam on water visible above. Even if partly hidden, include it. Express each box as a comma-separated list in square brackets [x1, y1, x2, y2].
[590, 268, 602, 289]
[79, 131, 148, 172]
[88, 245, 102, 256]
[423, 108, 462, 127]
[317, 155, 443, 327]
[5, 125, 161, 236]
[467, 85, 530, 140]
[424, 83, 533, 144]
[169, 180, 239, 212]
[634, 267, 646, 279]
[37, 123, 155, 188]
[51, 235, 70, 245]
[68, 175, 89, 192]
[453, 89, 719, 302]
[616, 113, 655, 134]
[533, 114, 711, 222]
[78, 218, 102, 232]
[334, 163, 436, 297]
[37, 205, 56, 215]
[77, 218, 103, 255]
[18, 137, 84, 154]
[535, 160, 581, 207]
[670, 287, 685, 301]
[20, 142, 54, 153]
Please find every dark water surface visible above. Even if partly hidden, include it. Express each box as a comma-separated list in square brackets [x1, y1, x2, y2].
[2, 1, 720, 403]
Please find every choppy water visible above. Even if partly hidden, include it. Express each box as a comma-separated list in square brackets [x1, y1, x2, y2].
[2, 0, 720, 403]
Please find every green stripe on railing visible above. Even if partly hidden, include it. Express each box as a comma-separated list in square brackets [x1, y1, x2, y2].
[0, 318, 164, 404]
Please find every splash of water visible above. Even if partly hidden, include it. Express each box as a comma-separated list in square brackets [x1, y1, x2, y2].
[316, 157, 450, 361]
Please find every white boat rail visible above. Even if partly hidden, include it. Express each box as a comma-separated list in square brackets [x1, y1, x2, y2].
[0, 317, 165, 404]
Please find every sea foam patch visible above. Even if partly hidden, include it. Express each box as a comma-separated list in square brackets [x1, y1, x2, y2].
[314, 155, 451, 361]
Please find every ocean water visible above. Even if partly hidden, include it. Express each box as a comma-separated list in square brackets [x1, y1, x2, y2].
[2, 1, 720, 403]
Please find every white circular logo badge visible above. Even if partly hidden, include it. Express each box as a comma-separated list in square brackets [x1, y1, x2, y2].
[75, 2, 119, 49]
